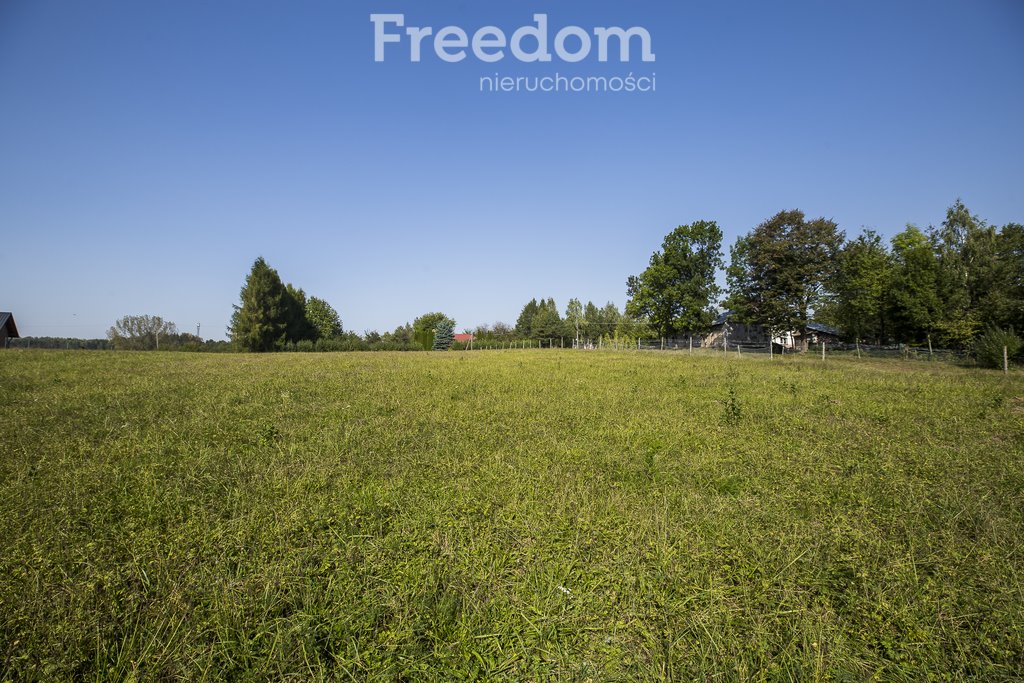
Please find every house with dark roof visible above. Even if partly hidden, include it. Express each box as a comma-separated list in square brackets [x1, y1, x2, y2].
[1, 312, 19, 348]
[707, 311, 840, 349]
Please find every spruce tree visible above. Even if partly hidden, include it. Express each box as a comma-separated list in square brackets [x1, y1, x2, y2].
[432, 319, 454, 350]
[230, 257, 288, 352]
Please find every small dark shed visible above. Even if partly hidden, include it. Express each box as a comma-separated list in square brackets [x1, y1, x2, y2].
[1, 312, 19, 348]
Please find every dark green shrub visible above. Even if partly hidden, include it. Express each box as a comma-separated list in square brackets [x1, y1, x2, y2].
[974, 325, 1021, 368]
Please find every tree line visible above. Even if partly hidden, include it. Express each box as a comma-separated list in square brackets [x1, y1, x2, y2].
[28, 198, 1016, 360]
[625, 200, 1022, 356]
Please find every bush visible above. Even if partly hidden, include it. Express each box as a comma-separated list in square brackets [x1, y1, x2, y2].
[974, 325, 1021, 368]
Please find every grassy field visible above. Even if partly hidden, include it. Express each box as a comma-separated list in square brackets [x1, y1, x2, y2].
[1, 350, 1022, 680]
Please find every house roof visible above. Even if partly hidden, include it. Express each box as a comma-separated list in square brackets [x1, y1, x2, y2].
[453, 333, 475, 342]
[807, 322, 841, 337]
[711, 311, 841, 336]
[0, 312, 19, 338]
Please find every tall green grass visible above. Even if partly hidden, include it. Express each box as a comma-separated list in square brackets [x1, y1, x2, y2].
[1, 350, 1022, 680]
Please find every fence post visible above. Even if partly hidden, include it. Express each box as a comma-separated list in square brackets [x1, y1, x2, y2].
[822, 341, 825, 361]
[689, 336, 692, 355]
[1006, 345, 1010, 375]
[737, 344, 741, 357]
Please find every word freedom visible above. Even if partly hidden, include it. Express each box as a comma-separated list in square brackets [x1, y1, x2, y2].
[371, 14, 656, 63]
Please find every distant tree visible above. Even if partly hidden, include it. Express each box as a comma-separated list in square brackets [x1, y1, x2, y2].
[596, 301, 622, 333]
[432, 319, 455, 350]
[283, 284, 317, 343]
[989, 223, 1024, 331]
[305, 296, 343, 339]
[888, 225, 942, 345]
[826, 229, 893, 344]
[627, 221, 724, 338]
[107, 314, 177, 350]
[491, 321, 515, 340]
[531, 298, 563, 339]
[931, 199, 985, 347]
[583, 301, 600, 338]
[413, 312, 454, 350]
[384, 322, 415, 345]
[726, 210, 843, 351]
[515, 299, 539, 337]
[230, 257, 289, 352]
[615, 314, 654, 341]
[565, 298, 584, 342]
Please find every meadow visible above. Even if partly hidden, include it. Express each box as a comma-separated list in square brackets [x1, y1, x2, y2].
[1, 349, 1022, 681]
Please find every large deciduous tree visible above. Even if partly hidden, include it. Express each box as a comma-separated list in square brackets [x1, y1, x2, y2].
[305, 296, 343, 340]
[726, 210, 843, 351]
[990, 223, 1024, 331]
[931, 199, 985, 347]
[626, 221, 724, 338]
[888, 225, 942, 345]
[826, 230, 893, 344]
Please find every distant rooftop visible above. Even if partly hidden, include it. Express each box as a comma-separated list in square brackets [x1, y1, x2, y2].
[1, 312, 19, 338]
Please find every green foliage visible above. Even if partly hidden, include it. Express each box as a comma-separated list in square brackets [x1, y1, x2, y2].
[974, 325, 1021, 368]
[985, 222, 1024, 332]
[432, 319, 455, 351]
[2, 351, 1022, 679]
[230, 257, 289, 352]
[726, 210, 843, 350]
[614, 314, 653, 341]
[283, 284, 317, 343]
[585, 301, 622, 339]
[531, 298, 563, 339]
[888, 226, 942, 345]
[825, 230, 892, 343]
[565, 298, 584, 340]
[229, 258, 340, 351]
[106, 314, 178, 350]
[514, 298, 565, 340]
[627, 221, 724, 337]
[515, 299, 539, 337]
[305, 296, 343, 340]
[413, 312, 454, 350]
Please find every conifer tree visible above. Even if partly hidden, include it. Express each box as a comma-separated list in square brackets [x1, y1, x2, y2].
[230, 257, 288, 352]
[432, 319, 454, 350]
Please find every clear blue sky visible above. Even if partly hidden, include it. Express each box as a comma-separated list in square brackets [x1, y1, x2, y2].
[2, 0, 1022, 339]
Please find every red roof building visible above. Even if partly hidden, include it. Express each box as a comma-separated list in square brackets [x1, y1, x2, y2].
[453, 334, 475, 343]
